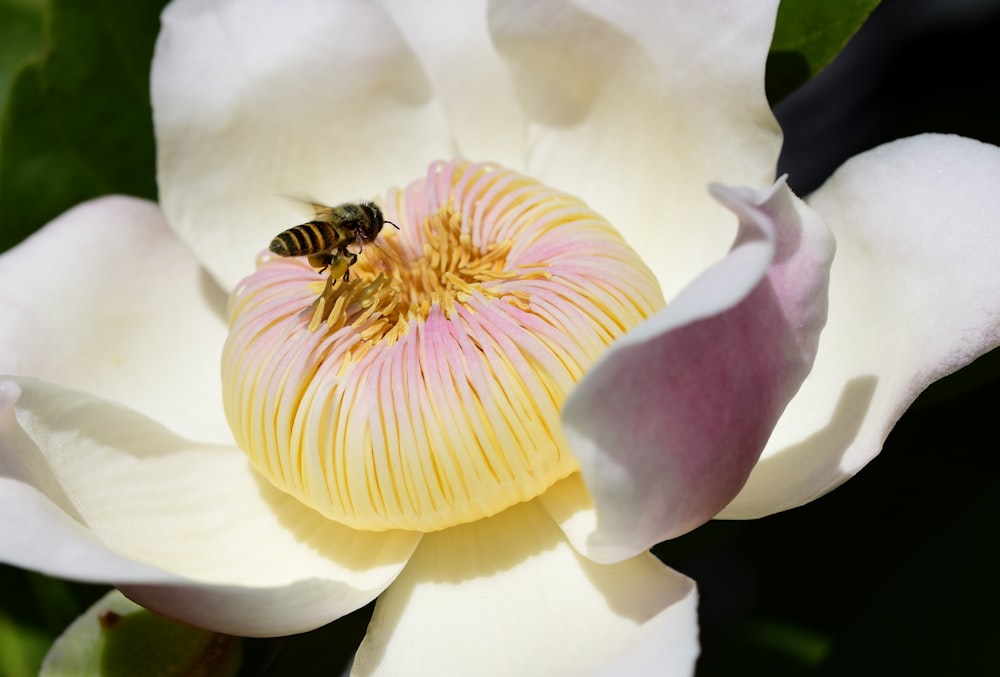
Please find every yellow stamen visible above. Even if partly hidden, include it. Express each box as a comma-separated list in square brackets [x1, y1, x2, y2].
[222, 160, 664, 532]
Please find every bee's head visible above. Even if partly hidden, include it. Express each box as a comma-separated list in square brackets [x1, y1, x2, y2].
[360, 201, 398, 241]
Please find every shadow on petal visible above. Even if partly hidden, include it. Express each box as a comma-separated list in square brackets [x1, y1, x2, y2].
[490, 0, 640, 126]
[722, 374, 878, 518]
[578, 549, 695, 623]
[353, 500, 699, 676]
[198, 267, 230, 324]
[248, 469, 424, 572]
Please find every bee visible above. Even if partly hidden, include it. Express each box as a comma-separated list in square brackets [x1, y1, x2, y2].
[269, 200, 398, 283]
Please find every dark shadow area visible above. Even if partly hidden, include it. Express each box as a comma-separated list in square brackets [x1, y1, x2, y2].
[739, 375, 878, 517]
[765, 50, 812, 105]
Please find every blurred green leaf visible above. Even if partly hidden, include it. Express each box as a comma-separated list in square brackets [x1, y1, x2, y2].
[0, 566, 108, 677]
[767, 0, 882, 104]
[41, 589, 242, 677]
[0, 611, 50, 677]
[24, 571, 96, 635]
[820, 474, 1000, 675]
[0, 0, 44, 116]
[0, 0, 166, 253]
[698, 619, 831, 677]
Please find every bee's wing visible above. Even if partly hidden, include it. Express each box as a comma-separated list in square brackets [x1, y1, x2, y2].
[361, 238, 402, 274]
[309, 202, 336, 220]
[277, 193, 335, 220]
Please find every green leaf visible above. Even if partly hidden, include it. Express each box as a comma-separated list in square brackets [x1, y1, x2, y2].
[766, 0, 882, 105]
[0, 566, 108, 677]
[0, 0, 166, 253]
[698, 619, 831, 677]
[0, 611, 51, 677]
[41, 589, 242, 677]
[0, 0, 44, 116]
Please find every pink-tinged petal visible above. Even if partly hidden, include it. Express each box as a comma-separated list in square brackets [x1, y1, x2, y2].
[0, 196, 231, 444]
[0, 378, 421, 636]
[489, 0, 783, 300]
[721, 134, 1000, 517]
[379, 0, 525, 168]
[557, 180, 835, 562]
[153, 0, 454, 289]
[352, 500, 698, 677]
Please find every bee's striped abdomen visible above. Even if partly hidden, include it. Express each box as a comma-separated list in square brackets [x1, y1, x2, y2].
[269, 221, 338, 257]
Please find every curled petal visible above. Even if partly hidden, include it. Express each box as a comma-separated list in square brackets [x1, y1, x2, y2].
[352, 500, 698, 677]
[153, 0, 453, 288]
[556, 180, 834, 562]
[0, 378, 420, 636]
[0, 196, 231, 444]
[489, 0, 783, 299]
[722, 134, 1000, 517]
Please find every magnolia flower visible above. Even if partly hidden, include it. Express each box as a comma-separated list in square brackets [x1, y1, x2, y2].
[2, 1, 999, 675]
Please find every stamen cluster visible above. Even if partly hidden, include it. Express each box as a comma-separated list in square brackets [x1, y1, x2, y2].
[222, 160, 664, 531]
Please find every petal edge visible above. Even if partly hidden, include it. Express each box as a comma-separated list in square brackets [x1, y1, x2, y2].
[559, 180, 834, 561]
[723, 134, 1000, 517]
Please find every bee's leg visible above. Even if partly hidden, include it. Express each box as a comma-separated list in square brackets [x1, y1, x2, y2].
[325, 256, 350, 287]
[308, 253, 333, 273]
[342, 254, 358, 282]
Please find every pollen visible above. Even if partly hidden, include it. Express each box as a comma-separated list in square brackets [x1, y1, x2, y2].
[222, 160, 665, 532]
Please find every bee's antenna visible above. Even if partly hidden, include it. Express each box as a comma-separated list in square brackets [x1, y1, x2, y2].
[385, 219, 400, 230]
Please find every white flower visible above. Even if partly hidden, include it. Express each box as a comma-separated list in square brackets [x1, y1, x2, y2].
[1, 2, 998, 675]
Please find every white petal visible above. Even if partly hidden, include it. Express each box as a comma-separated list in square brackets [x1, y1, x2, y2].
[722, 134, 1000, 517]
[153, 0, 454, 289]
[0, 378, 421, 636]
[0, 196, 231, 444]
[489, 0, 783, 299]
[380, 0, 525, 168]
[352, 500, 698, 677]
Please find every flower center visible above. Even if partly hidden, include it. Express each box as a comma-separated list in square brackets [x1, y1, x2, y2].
[222, 160, 664, 532]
